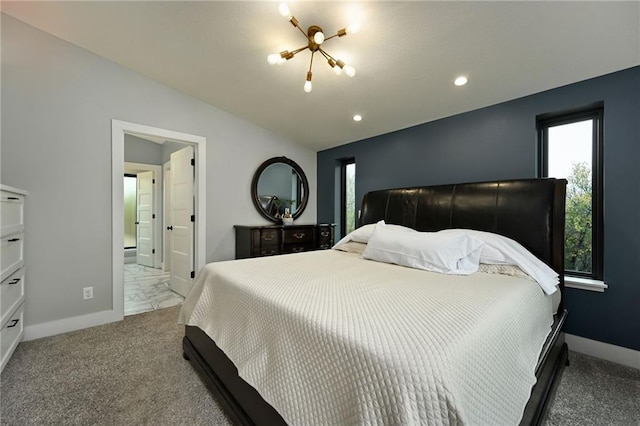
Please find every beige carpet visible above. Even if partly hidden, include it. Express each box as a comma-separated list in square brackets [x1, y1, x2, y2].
[0, 306, 231, 425]
[1, 305, 638, 425]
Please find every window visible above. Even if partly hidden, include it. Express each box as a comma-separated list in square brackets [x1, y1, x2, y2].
[537, 104, 603, 280]
[124, 174, 137, 249]
[341, 159, 356, 237]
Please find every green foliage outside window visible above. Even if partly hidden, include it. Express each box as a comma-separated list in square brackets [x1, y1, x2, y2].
[345, 163, 356, 234]
[565, 162, 592, 273]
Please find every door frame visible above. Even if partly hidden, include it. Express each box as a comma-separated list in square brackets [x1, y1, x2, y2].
[112, 119, 206, 319]
[162, 160, 171, 272]
[125, 162, 163, 268]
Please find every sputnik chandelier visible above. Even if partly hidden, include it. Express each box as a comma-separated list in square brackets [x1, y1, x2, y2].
[267, 3, 359, 93]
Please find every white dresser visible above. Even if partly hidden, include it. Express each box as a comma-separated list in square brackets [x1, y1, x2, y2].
[1, 185, 27, 372]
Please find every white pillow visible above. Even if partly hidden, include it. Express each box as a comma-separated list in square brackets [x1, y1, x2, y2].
[362, 223, 485, 275]
[332, 241, 367, 255]
[332, 220, 416, 249]
[438, 229, 559, 295]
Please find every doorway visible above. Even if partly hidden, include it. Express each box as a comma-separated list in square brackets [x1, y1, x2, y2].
[112, 120, 207, 321]
[123, 161, 182, 316]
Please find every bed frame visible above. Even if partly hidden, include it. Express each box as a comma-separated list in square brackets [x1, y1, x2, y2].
[183, 178, 569, 426]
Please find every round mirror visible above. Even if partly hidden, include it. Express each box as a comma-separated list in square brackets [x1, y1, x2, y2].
[251, 157, 309, 223]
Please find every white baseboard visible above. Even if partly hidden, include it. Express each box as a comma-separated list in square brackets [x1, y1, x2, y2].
[23, 309, 123, 341]
[566, 333, 640, 370]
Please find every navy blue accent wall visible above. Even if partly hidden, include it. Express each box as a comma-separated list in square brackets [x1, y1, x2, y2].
[317, 66, 640, 351]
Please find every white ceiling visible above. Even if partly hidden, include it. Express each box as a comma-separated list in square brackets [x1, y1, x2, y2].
[3, 1, 639, 151]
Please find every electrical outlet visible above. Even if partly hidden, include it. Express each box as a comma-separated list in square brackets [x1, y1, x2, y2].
[83, 287, 93, 300]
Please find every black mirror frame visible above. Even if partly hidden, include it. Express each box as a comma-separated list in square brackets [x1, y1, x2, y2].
[251, 156, 309, 223]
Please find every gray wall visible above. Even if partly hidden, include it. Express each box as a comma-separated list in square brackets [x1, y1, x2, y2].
[1, 15, 317, 327]
[124, 134, 163, 165]
[317, 66, 640, 351]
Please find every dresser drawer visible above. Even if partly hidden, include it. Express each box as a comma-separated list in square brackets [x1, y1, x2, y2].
[1, 268, 25, 328]
[1, 191, 24, 236]
[252, 247, 281, 257]
[283, 227, 314, 244]
[282, 242, 315, 254]
[1, 302, 23, 372]
[317, 225, 335, 250]
[1, 233, 24, 282]
[252, 229, 281, 248]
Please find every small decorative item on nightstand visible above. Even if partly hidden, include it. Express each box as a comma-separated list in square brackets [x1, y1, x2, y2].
[282, 208, 293, 225]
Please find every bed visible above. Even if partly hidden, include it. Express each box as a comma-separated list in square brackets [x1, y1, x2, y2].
[180, 178, 569, 425]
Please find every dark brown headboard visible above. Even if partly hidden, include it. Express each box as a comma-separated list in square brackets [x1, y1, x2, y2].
[359, 178, 567, 283]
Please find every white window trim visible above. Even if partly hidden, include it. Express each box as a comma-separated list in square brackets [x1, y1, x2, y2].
[565, 276, 608, 292]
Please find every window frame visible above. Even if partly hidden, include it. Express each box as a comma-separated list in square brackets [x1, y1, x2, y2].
[340, 158, 356, 238]
[537, 103, 604, 280]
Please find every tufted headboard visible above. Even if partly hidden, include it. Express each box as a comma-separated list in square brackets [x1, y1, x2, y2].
[359, 178, 567, 285]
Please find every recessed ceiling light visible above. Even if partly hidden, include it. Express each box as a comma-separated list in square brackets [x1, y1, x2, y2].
[454, 76, 468, 86]
[353, 114, 362, 122]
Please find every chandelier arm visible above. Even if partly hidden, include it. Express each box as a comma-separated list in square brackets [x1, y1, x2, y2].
[291, 45, 310, 56]
[308, 51, 315, 73]
[323, 33, 340, 42]
[318, 48, 335, 61]
[292, 19, 308, 38]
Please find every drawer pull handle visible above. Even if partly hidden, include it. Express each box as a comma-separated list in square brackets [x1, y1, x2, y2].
[293, 233, 305, 239]
[9, 278, 21, 285]
[321, 231, 330, 237]
[6, 197, 20, 201]
[262, 235, 274, 241]
[7, 238, 20, 242]
[292, 247, 305, 253]
[261, 250, 276, 256]
[7, 319, 19, 328]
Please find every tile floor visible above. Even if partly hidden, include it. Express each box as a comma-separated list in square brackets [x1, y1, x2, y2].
[124, 264, 184, 316]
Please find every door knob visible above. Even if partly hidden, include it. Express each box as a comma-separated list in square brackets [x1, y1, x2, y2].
[167, 226, 173, 231]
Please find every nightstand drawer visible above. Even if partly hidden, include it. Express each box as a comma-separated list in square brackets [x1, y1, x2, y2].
[283, 227, 313, 244]
[1, 233, 24, 282]
[1, 268, 25, 328]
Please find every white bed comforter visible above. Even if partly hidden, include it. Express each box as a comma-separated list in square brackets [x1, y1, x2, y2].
[179, 250, 554, 425]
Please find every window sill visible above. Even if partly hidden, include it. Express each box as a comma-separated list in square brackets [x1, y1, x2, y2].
[565, 276, 608, 292]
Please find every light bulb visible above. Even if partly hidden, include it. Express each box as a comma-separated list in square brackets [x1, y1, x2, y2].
[346, 23, 360, 34]
[304, 80, 313, 93]
[454, 76, 468, 86]
[267, 53, 281, 65]
[344, 65, 356, 78]
[313, 31, 325, 45]
[304, 71, 313, 93]
[278, 3, 292, 19]
[353, 114, 362, 122]
[333, 66, 342, 75]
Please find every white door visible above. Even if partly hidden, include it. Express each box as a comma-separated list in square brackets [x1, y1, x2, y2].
[136, 171, 155, 267]
[169, 146, 194, 296]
